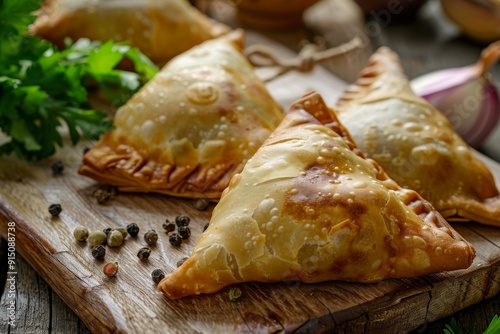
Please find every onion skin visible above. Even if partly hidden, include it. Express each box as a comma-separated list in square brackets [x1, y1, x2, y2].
[441, 0, 500, 43]
[410, 41, 500, 148]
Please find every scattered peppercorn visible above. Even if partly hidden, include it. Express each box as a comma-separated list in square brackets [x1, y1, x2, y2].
[51, 160, 64, 176]
[137, 247, 151, 261]
[193, 198, 210, 211]
[107, 229, 124, 247]
[175, 215, 190, 227]
[144, 229, 158, 245]
[228, 287, 242, 301]
[93, 185, 116, 204]
[103, 262, 119, 277]
[115, 227, 128, 239]
[73, 226, 89, 242]
[203, 223, 209, 232]
[91, 245, 106, 260]
[176, 257, 189, 268]
[151, 269, 165, 284]
[168, 233, 182, 247]
[178, 225, 191, 240]
[88, 230, 107, 247]
[103, 227, 112, 236]
[83, 147, 90, 155]
[126, 223, 140, 237]
[162, 221, 176, 233]
[48, 203, 62, 217]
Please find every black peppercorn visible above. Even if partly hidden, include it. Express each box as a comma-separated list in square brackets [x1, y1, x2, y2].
[137, 247, 151, 260]
[175, 215, 190, 227]
[144, 229, 158, 245]
[168, 233, 182, 247]
[178, 225, 191, 240]
[51, 160, 64, 176]
[126, 223, 140, 237]
[48, 203, 62, 217]
[151, 269, 165, 285]
[203, 223, 209, 232]
[103, 227, 112, 236]
[162, 221, 176, 233]
[83, 147, 90, 155]
[91, 245, 106, 260]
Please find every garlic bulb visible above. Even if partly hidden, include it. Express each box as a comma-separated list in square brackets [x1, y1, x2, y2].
[410, 40, 500, 147]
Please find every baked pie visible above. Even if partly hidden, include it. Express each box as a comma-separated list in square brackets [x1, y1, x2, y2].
[30, 0, 230, 65]
[336, 47, 500, 227]
[79, 30, 284, 199]
[158, 91, 475, 299]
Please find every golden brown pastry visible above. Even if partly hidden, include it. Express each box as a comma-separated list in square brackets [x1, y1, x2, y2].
[79, 30, 284, 199]
[30, 0, 230, 65]
[336, 47, 500, 227]
[158, 91, 475, 299]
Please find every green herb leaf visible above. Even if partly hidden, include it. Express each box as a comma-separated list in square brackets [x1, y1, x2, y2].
[483, 315, 500, 334]
[0, 0, 158, 161]
[228, 287, 242, 301]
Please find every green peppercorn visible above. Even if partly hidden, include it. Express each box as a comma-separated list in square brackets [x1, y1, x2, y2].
[103, 227, 112, 236]
[73, 226, 89, 242]
[94, 185, 116, 204]
[126, 223, 140, 237]
[91, 245, 106, 260]
[137, 247, 151, 261]
[144, 229, 158, 245]
[151, 269, 165, 285]
[103, 262, 118, 277]
[107, 229, 124, 247]
[193, 198, 210, 211]
[176, 256, 189, 268]
[115, 227, 128, 239]
[168, 233, 182, 247]
[228, 287, 242, 301]
[178, 225, 191, 240]
[88, 230, 107, 247]
[175, 215, 190, 227]
[162, 221, 176, 233]
[51, 160, 64, 176]
[48, 203, 62, 217]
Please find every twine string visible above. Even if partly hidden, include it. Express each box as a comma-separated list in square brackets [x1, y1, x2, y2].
[245, 36, 363, 81]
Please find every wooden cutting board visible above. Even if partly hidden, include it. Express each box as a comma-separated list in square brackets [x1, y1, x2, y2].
[1, 32, 499, 334]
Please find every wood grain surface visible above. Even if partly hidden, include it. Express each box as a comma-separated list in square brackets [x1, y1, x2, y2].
[1, 125, 500, 334]
[1, 0, 500, 333]
[1, 53, 500, 333]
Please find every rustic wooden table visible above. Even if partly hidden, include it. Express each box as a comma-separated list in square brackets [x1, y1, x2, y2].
[1, 0, 499, 333]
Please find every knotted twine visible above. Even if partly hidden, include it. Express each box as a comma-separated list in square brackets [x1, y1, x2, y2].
[245, 36, 364, 82]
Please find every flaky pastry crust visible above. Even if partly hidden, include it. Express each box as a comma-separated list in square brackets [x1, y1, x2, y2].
[158, 91, 475, 299]
[79, 30, 284, 199]
[336, 47, 500, 227]
[30, 0, 230, 65]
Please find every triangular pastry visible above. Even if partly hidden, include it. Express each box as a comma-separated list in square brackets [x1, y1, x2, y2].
[158, 91, 475, 299]
[79, 30, 284, 199]
[30, 0, 230, 65]
[336, 47, 500, 227]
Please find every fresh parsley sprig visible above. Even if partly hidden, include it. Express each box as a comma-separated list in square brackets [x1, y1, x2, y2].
[444, 315, 500, 334]
[0, 0, 159, 160]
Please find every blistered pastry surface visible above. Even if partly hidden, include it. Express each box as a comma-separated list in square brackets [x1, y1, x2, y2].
[337, 47, 500, 226]
[158, 92, 474, 299]
[79, 32, 284, 199]
[30, 0, 231, 63]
